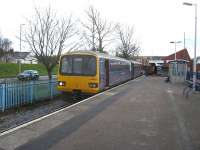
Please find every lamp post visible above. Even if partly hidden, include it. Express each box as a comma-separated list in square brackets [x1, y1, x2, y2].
[170, 41, 182, 61]
[183, 2, 197, 91]
[170, 41, 181, 80]
[19, 24, 25, 73]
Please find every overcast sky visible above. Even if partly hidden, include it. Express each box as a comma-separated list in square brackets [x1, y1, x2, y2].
[0, 0, 200, 57]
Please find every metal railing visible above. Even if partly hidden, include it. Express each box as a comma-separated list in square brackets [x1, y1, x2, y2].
[186, 71, 200, 80]
[0, 80, 60, 112]
[185, 71, 200, 91]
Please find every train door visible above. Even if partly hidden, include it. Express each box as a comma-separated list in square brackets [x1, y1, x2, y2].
[131, 63, 134, 79]
[99, 58, 106, 90]
[105, 59, 109, 87]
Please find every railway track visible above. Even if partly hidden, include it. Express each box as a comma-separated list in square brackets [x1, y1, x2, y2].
[0, 94, 90, 134]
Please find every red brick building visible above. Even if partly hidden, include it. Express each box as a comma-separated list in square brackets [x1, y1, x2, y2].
[162, 48, 191, 63]
[197, 57, 200, 72]
[162, 49, 191, 69]
[162, 49, 200, 72]
[191, 61, 200, 72]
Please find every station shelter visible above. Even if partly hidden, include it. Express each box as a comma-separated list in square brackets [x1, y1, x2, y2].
[168, 60, 189, 83]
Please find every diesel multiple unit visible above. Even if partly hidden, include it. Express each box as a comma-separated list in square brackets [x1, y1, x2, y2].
[57, 51, 142, 94]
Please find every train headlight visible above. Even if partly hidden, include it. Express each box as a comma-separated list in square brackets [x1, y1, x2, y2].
[88, 83, 98, 88]
[58, 81, 66, 86]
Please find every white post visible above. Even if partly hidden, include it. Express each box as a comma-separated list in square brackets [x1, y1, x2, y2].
[183, 2, 197, 91]
[170, 41, 181, 81]
[19, 25, 22, 73]
[175, 42, 177, 61]
[19, 24, 25, 73]
[193, 4, 197, 91]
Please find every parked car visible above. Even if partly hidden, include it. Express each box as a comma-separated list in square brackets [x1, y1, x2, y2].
[17, 70, 39, 80]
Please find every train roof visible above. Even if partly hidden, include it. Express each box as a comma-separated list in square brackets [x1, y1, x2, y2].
[62, 50, 142, 65]
[62, 50, 130, 62]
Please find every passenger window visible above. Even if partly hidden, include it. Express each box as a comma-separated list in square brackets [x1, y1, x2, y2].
[61, 57, 72, 74]
[60, 55, 96, 76]
[73, 57, 83, 74]
[83, 57, 96, 75]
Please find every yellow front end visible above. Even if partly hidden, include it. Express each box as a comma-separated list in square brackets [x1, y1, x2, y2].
[57, 75, 99, 94]
[57, 54, 100, 94]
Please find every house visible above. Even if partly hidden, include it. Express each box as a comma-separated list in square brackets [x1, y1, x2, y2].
[8, 52, 38, 64]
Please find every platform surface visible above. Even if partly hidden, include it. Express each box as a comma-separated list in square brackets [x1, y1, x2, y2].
[0, 76, 200, 150]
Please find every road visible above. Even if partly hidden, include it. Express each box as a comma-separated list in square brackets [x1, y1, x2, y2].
[0, 77, 200, 150]
[0, 75, 57, 83]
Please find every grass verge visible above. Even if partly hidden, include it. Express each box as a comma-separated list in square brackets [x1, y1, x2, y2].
[0, 63, 58, 78]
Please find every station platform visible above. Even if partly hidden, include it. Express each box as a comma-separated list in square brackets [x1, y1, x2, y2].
[0, 76, 200, 150]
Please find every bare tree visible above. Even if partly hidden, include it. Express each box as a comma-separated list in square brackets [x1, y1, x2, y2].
[81, 6, 97, 50]
[115, 24, 140, 59]
[0, 37, 13, 62]
[24, 7, 76, 79]
[81, 6, 115, 52]
[0, 36, 4, 61]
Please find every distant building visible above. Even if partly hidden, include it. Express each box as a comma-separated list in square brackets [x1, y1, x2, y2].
[5, 52, 37, 64]
[149, 60, 164, 67]
[134, 56, 165, 66]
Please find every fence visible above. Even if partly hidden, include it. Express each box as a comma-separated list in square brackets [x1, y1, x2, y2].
[0, 80, 60, 112]
[186, 72, 200, 91]
[186, 72, 200, 81]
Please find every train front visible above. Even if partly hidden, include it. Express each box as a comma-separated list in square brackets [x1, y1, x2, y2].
[57, 53, 100, 94]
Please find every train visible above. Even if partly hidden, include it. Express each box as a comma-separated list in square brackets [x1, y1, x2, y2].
[57, 50, 143, 95]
